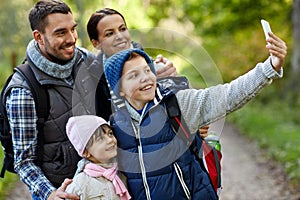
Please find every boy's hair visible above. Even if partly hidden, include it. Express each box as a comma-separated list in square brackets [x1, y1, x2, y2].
[29, 0, 72, 33]
[127, 52, 141, 62]
[87, 8, 126, 41]
[85, 124, 112, 150]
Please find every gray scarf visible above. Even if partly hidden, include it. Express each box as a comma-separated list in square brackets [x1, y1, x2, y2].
[26, 40, 80, 79]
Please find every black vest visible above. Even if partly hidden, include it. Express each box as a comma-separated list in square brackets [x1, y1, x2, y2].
[4, 50, 99, 187]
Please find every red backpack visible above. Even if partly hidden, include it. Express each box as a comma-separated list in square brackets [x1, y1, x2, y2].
[202, 134, 222, 195]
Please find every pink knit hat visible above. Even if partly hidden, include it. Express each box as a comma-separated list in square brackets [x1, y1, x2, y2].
[66, 115, 109, 157]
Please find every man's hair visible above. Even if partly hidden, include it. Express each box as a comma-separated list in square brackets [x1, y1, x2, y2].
[28, 0, 72, 33]
[87, 8, 126, 41]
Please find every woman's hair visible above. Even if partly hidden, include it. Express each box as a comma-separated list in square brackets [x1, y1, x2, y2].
[29, 0, 71, 33]
[87, 8, 126, 41]
[85, 124, 112, 149]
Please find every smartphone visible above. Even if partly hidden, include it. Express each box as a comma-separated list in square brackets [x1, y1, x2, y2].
[261, 19, 272, 40]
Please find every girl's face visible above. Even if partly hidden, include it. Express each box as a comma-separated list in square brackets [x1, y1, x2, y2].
[120, 56, 157, 110]
[92, 14, 131, 57]
[86, 126, 117, 164]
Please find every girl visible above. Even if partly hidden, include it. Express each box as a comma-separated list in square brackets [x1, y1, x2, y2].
[65, 115, 131, 200]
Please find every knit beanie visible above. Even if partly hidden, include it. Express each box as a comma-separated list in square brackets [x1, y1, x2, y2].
[66, 115, 109, 157]
[104, 48, 156, 97]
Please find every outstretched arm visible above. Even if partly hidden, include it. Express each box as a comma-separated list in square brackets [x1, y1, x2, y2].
[176, 34, 287, 133]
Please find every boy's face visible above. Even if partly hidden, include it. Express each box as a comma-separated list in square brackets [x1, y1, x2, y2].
[120, 56, 157, 110]
[86, 125, 117, 164]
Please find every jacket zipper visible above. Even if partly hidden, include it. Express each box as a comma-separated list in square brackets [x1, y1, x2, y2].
[130, 120, 151, 200]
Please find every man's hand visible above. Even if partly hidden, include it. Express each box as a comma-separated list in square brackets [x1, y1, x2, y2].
[266, 32, 287, 72]
[199, 125, 210, 139]
[154, 54, 178, 78]
[48, 178, 79, 200]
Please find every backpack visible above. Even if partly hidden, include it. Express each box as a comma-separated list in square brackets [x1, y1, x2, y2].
[165, 92, 222, 198]
[0, 63, 48, 178]
[202, 133, 222, 194]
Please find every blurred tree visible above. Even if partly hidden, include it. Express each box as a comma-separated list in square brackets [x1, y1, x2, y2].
[0, 0, 33, 71]
[145, 0, 292, 83]
[289, 0, 300, 103]
[0, 0, 293, 88]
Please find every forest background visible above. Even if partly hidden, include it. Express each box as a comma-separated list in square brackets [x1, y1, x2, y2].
[0, 0, 299, 198]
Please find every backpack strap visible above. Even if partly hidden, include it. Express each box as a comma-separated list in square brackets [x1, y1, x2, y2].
[165, 93, 194, 146]
[14, 64, 49, 167]
[211, 147, 222, 188]
[0, 74, 15, 177]
[165, 93, 219, 199]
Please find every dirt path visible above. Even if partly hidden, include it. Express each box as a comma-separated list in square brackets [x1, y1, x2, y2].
[6, 121, 300, 200]
[211, 120, 300, 200]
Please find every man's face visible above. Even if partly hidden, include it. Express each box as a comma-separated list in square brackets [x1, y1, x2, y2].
[94, 14, 131, 57]
[34, 12, 78, 63]
[119, 56, 157, 110]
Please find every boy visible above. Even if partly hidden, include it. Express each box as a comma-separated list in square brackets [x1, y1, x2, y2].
[103, 32, 286, 199]
[66, 115, 131, 200]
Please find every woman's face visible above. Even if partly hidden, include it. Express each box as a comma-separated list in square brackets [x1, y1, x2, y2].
[92, 14, 131, 57]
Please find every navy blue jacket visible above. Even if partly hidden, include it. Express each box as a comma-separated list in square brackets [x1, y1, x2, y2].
[111, 87, 217, 200]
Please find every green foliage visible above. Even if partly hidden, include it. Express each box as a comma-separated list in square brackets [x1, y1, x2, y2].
[0, 150, 19, 199]
[0, 61, 12, 90]
[147, 0, 292, 37]
[0, 0, 32, 67]
[228, 89, 300, 187]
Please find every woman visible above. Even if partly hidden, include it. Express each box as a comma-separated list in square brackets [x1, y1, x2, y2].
[86, 8, 177, 120]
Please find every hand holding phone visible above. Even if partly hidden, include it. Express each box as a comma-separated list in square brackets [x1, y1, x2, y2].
[260, 19, 287, 70]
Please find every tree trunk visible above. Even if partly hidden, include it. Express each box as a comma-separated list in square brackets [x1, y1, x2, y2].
[287, 0, 300, 103]
[292, 0, 300, 75]
[10, 51, 17, 72]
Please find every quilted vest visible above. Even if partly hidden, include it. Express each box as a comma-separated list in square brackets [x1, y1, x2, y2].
[111, 86, 217, 200]
[4, 50, 99, 187]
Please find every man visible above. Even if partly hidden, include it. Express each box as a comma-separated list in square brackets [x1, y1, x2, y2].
[4, 1, 177, 199]
[3, 0, 92, 199]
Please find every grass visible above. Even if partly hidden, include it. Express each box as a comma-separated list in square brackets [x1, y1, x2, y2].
[228, 99, 300, 187]
[0, 150, 20, 199]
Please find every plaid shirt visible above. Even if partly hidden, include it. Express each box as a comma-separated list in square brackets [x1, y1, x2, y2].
[6, 87, 55, 199]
